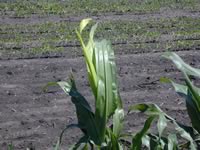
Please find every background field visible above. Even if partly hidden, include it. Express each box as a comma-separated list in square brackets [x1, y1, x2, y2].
[1, 0, 200, 149]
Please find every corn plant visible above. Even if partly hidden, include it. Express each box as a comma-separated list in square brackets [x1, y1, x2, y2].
[8, 144, 14, 150]
[129, 52, 200, 149]
[47, 19, 126, 149]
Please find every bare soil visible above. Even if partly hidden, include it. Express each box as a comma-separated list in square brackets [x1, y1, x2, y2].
[1, 9, 200, 149]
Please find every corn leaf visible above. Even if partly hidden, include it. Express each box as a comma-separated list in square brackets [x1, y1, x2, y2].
[167, 134, 178, 150]
[160, 77, 188, 96]
[131, 116, 156, 150]
[157, 113, 168, 138]
[129, 104, 167, 138]
[129, 103, 197, 149]
[129, 103, 163, 117]
[56, 78, 101, 145]
[8, 144, 14, 150]
[141, 135, 150, 148]
[162, 52, 200, 135]
[94, 39, 121, 142]
[185, 74, 200, 133]
[113, 107, 124, 138]
[148, 134, 168, 149]
[85, 23, 98, 99]
[162, 52, 200, 77]
[160, 108, 197, 150]
[76, 20, 97, 98]
[76, 19, 123, 146]
[105, 128, 122, 150]
[80, 18, 92, 34]
[160, 77, 200, 97]
[160, 76, 200, 134]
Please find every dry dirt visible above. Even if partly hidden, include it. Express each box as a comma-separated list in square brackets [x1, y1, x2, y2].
[1, 9, 200, 149]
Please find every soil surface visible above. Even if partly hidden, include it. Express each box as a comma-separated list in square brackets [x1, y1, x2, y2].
[1, 6, 200, 150]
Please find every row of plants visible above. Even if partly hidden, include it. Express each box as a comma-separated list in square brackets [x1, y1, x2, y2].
[1, 0, 198, 17]
[45, 19, 200, 150]
[2, 15, 200, 60]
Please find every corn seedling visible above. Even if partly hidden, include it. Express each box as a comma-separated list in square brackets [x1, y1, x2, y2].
[46, 19, 125, 149]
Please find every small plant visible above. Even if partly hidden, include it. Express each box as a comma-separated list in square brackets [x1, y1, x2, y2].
[8, 143, 14, 150]
[47, 18, 125, 149]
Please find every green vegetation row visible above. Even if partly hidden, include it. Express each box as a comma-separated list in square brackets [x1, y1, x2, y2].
[1, 0, 199, 17]
[1, 17, 200, 58]
[2, 17, 200, 42]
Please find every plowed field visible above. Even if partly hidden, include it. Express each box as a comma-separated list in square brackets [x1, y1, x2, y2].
[1, 0, 200, 149]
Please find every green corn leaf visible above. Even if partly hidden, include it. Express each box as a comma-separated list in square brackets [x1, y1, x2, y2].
[80, 18, 92, 34]
[163, 110, 197, 149]
[94, 39, 121, 142]
[148, 134, 166, 150]
[55, 78, 101, 145]
[185, 74, 200, 133]
[147, 134, 161, 150]
[162, 52, 200, 134]
[172, 121, 197, 150]
[160, 76, 200, 134]
[105, 128, 122, 150]
[142, 134, 170, 149]
[43, 81, 62, 93]
[85, 23, 98, 99]
[185, 74, 200, 112]
[177, 123, 198, 139]
[167, 134, 178, 150]
[76, 19, 123, 145]
[94, 39, 120, 118]
[146, 133, 177, 150]
[129, 104, 167, 138]
[162, 52, 200, 77]
[8, 144, 14, 150]
[131, 116, 156, 150]
[77, 20, 98, 98]
[160, 77, 188, 96]
[130, 103, 197, 149]
[129, 103, 163, 116]
[87, 22, 98, 61]
[157, 113, 168, 138]
[113, 108, 125, 138]
[141, 135, 150, 148]
[176, 123, 200, 149]
[160, 77, 200, 97]
[76, 22, 97, 97]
